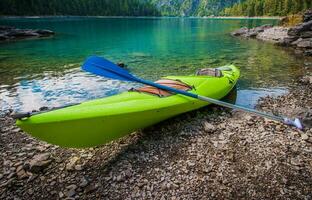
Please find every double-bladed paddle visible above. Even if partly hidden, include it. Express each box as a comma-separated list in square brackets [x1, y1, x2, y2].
[82, 55, 303, 130]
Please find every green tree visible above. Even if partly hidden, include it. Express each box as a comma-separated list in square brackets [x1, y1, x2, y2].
[222, 0, 312, 16]
[0, 0, 161, 16]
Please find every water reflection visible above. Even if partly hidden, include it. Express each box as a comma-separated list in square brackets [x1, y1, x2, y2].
[0, 68, 138, 112]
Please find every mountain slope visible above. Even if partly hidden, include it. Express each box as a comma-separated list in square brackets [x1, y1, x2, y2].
[5, 0, 305, 17]
[150, 0, 241, 16]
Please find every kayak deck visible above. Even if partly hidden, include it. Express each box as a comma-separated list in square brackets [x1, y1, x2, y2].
[16, 65, 240, 148]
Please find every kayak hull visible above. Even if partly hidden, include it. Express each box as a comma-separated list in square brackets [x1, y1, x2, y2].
[16, 65, 240, 148]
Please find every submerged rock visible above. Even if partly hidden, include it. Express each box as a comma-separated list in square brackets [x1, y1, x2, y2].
[230, 27, 249, 37]
[0, 26, 54, 42]
[35, 29, 54, 36]
[231, 24, 273, 38]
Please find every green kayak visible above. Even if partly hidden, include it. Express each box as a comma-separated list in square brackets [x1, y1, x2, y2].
[16, 65, 240, 148]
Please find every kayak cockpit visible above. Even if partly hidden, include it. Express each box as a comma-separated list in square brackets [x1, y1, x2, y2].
[131, 79, 193, 97]
[131, 67, 232, 97]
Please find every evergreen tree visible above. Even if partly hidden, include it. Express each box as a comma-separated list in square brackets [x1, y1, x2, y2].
[222, 0, 312, 16]
[0, 0, 161, 16]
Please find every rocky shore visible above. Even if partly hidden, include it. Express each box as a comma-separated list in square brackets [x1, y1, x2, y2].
[0, 71, 311, 199]
[231, 10, 312, 56]
[0, 26, 54, 42]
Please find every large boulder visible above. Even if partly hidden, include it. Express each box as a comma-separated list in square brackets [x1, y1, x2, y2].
[288, 21, 312, 36]
[257, 27, 289, 43]
[231, 24, 273, 38]
[246, 30, 258, 38]
[256, 24, 273, 31]
[300, 31, 312, 38]
[292, 38, 312, 48]
[278, 36, 299, 46]
[7, 29, 40, 37]
[231, 27, 248, 36]
[35, 29, 54, 36]
[303, 9, 312, 22]
[247, 24, 273, 38]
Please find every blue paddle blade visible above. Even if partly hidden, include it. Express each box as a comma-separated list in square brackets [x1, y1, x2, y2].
[82, 56, 135, 82]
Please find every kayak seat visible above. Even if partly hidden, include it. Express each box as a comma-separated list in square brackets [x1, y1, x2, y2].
[131, 79, 193, 97]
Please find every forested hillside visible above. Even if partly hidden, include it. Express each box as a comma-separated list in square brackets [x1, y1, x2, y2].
[149, 0, 240, 16]
[0, 0, 160, 16]
[0, 0, 311, 17]
[0, 0, 240, 16]
[222, 0, 312, 16]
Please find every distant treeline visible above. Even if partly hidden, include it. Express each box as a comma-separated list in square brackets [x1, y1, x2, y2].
[222, 0, 312, 16]
[1, 0, 311, 17]
[0, 0, 160, 16]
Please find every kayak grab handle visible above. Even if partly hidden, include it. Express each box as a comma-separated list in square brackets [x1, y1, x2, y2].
[11, 103, 81, 120]
[11, 112, 31, 119]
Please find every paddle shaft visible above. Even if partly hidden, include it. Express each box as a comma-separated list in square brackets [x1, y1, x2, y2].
[198, 96, 283, 121]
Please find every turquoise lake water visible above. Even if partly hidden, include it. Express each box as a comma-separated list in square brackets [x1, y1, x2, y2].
[0, 17, 311, 113]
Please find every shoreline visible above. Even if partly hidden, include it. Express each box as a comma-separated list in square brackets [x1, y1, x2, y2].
[231, 10, 312, 57]
[0, 15, 282, 20]
[202, 16, 282, 20]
